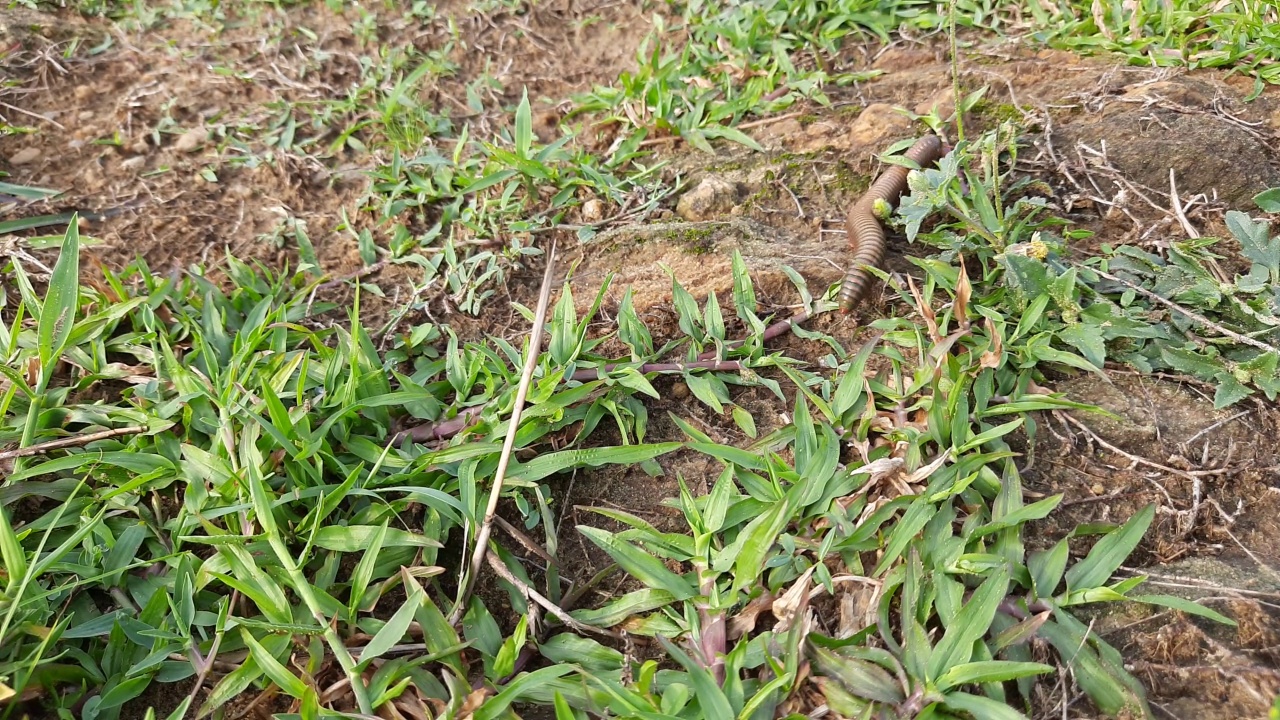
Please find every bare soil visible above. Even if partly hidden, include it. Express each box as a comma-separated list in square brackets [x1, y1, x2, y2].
[3, 3, 1279, 719]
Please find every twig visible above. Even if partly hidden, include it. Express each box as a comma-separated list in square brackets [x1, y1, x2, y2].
[494, 515, 560, 571]
[1058, 412, 1210, 537]
[316, 258, 390, 291]
[776, 179, 804, 219]
[1085, 264, 1280, 356]
[736, 110, 806, 131]
[1181, 409, 1249, 449]
[484, 550, 621, 639]
[391, 406, 484, 446]
[0, 100, 65, 129]
[1168, 169, 1199, 239]
[448, 239, 559, 625]
[182, 590, 240, 719]
[696, 310, 812, 361]
[0, 425, 146, 461]
[570, 359, 741, 382]
[1059, 412, 1225, 478]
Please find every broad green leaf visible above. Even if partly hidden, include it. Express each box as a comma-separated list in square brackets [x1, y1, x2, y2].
[578, 526, 696, 600]
[510, 443, 682, 482]
[808, 645, 904, 704]
[972, 494, 1063, 536]
[472, 665, 579, 720]
[1213, 374, 1252, 409]
[1130, 594, 1237, 626]
[956, 418, 1024, 453]
[1226, 209, 1280, 280]
[358, 588, 424, 665]
[936, 661, 1053, 691]
[731, 406, 757, 438]
[38, 217, 81, 371]
[241, 628, 309, 699]
[0, 508, 27, 591]
[941, 691, 1030, 720]
[1064, 505, 1154, 592]
[1029, 539, 1069, 599]
[928, 566, 1010, 681]
[313, 525, 441, 551]
[515, 88, 533, 158]
[570, 588, 676, 626]
[730, 499, 790, 592]
[1252, 187, 1280, 213]
[1038, 616, 1148, 717]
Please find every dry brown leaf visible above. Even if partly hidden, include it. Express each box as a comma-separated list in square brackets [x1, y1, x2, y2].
[458, 688, 490, 719]
[728, 590, 775, 640]
[979, 316, 1004, 369]
[904, 450, 952, 486]
[907, 275, 940, 342]
[1092, 0, 1114, 40]
[772, 564, 816, 631]
[954, 258, 972, 330]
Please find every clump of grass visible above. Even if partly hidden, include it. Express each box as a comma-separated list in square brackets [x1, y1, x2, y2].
[5, 1, 1276, 718]
[1024, 0, 1280, 97]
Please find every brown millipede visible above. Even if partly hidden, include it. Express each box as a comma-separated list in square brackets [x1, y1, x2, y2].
[838, 134, 945, 312]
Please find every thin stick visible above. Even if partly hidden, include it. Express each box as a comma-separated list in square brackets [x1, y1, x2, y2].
[391, 406, 484, 446]
[570, 359, 741, 382]
[181, 589, 239, 719]
[1181, 409, 1249, 449]
[449, 240, 558, 625]
[0, 425, 146, 461]
[1168, 169, 1200, 239]
[0, 100, 66, 130]
[1059, 413, 1226, 478]
[317, 258, 390, 291]
[485, 550, 621, 639]
[1086, 264, 1280, 356]
[696, 310, 811, 361]
[736, 110, 806, 131]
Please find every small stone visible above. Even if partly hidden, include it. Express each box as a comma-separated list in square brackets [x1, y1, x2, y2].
[914, 87, 955, 119]
[675, 176, 740, 222]
[173, 127, 209, 153]
[9, 148, 41, 165]
[121, 156, 147, 172]
[78, 110, 94, 122]
[847, 104, 913, 147]
[581, 198, 604, 224]
[74, 85, 94, 102]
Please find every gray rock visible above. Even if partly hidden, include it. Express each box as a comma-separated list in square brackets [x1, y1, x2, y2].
[676, 176, 741, 221]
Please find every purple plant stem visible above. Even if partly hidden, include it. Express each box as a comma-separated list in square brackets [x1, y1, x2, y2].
[696, 310, 811, 361]
[569, 359, 742, 382]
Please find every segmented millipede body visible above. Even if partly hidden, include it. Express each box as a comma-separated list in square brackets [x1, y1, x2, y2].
[838, 134, 945, 312]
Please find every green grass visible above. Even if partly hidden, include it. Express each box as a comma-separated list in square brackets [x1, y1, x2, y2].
[3, 0, 1279, 718]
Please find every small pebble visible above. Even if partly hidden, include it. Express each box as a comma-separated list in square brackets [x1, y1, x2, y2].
[173, 127, 209, 153]
[676, 176, 740, 221]
[9, 148, 41, 165]
[581, 198, 604, 223]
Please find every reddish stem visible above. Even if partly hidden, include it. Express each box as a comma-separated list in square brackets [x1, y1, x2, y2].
[569, 359, 741, 382]
[696, 310, 811, 361]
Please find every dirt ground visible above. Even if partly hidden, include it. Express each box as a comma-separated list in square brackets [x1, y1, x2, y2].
[3, 2, 1279, 719]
